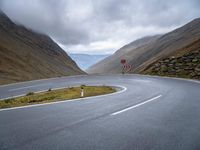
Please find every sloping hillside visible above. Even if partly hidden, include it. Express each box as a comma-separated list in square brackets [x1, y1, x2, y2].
[88, 18, 200, 75]
[0, 12, 85, 85]
[142, 39, 200, 80]
[87, 35, 161, 73]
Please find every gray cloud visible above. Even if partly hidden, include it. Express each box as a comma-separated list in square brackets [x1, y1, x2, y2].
[0, 0, 199, 54]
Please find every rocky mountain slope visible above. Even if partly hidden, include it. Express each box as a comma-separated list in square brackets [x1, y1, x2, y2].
[88, 18, 200, 77]
[142, 39, 200, 80]
[0, 12, 84, 85]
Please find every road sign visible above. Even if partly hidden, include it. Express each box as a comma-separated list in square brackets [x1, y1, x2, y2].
[120, 59, 126, 64]
[123, 64, 132, 72]
[120, 59, 132, 74]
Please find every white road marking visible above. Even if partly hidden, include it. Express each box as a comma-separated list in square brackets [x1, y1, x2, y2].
[1, 86, 81, 100]
[132, 73, 200, 84]
[0, 85, 127, 112]
[111, 94, 162, 116]
[0, 75, 88, 88]
[9, 84, 51, 91]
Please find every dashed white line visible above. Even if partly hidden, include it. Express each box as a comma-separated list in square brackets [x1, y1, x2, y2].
[111, 94, 162, 116]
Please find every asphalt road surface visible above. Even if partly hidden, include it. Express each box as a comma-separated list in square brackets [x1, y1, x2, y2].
[0, 74, 200, 150]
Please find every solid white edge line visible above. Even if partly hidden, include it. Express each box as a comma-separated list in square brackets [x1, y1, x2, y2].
[9, 83, 51, 91]
[110, 94, 162, 116]
[124, 74, 200, 84]
[0, 85, 127, 112]
[1, 85, 93, 100]
[0, 86, 68, 100]
[0, 75, 88, 88]
[1, 74, 199, 89]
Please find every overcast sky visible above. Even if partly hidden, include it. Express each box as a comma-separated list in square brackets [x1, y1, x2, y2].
[0, 0, 200, 54]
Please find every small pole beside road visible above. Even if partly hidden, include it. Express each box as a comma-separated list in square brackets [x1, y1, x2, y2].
[80, 85, 85, 97]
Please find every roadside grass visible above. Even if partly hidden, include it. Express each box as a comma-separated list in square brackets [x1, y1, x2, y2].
[0, 86, 116, 109]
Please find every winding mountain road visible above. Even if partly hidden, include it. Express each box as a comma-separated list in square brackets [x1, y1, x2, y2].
[0, 74, 200, 150]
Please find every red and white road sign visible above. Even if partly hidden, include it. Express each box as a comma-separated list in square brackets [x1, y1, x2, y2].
[123, 64, 132, 72]
[120, 59, 126, 64]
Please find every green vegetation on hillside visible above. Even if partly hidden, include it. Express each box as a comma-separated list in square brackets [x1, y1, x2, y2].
[143, 39, 200, 80]
[0, 86, 116, 109]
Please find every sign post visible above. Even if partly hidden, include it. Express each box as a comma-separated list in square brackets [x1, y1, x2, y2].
[120, 59, 126, 74]
[120, 59, 132, 74]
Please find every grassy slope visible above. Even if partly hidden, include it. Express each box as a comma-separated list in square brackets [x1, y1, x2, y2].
[142, 39, 200, 80]
[0, 86, 116, 109]
[0, 12, 85, 85]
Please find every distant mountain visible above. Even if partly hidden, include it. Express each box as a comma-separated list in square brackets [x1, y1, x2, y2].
[69, 54, 109, 70]
[0, 12, 85, 85]
[88, 18, 200, 78]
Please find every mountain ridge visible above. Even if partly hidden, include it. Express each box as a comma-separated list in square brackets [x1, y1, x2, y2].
[0, 12, 85, 85]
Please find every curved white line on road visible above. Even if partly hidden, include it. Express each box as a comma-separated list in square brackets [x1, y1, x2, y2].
[111, 94, 162, 116]
[1, 86, 69, 100]
[9, 83, 51, 91]
[132, 73, 200, 84]
[0, 75, 88, 88]
[0, 85, 127, 112]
